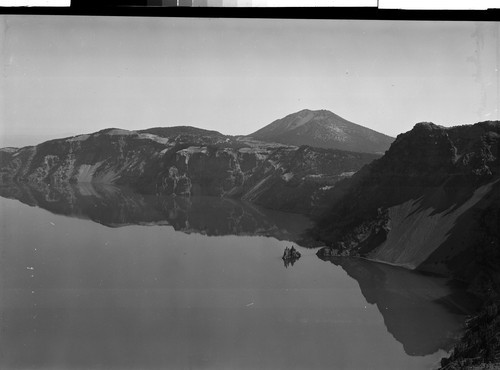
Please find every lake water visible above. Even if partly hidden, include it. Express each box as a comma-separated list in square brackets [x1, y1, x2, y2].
[0, 183, 479, 369]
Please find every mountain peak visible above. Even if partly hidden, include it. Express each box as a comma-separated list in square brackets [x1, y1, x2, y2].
[294, 108, 338, 117]
[249, 110, 394, 154]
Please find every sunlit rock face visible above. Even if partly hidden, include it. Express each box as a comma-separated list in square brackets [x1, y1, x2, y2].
[0, 126, 378, 215]
[248, 109, 394, 154]
[313, 121, 500, 286]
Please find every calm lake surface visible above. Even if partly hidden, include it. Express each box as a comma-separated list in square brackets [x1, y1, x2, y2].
[0, 184, 479, 370]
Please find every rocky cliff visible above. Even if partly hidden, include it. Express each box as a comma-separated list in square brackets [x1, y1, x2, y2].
[312, 121, 500, 368]
[249, 109, 394, 154]
[314, 121, 499, 275]
[0, 126, 378, 215]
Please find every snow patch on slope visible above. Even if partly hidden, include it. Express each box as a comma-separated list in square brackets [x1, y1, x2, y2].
[67, 134, 90, 142]
[105, 129, 135, 136]
[178, 146, 208, 155]
[340, 171, 356, 177]
[137, 133, 170, 145]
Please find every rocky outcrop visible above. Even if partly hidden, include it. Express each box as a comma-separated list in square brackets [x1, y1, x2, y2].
[440, 301, 500, 369]
[311, 121, 500, 369]
[313, 121, 500, 274]
[0, 126, 378, 215]
[282, 245, 301, 268]
[248, 109, 394, 154]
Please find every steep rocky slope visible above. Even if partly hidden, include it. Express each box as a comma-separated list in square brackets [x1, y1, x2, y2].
[312, 121, 500, 368]
[249, 109, 394, 154]
[313, 121, 499, 276]
[0, 126, 378, 215]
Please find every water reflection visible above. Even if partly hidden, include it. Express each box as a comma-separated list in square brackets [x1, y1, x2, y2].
[318, 255, 480, 356]
[0, 182, 481, 369]
[283, 258, 298, 268]
[0, 181, 311, 242]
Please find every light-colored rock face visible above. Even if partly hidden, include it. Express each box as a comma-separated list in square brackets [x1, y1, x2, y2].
[368, 179, 498, 270]
[67, 134, 90, 142]
[0, 147, 19, 153]
[0, 126, 379, 215]
[105, 129, 135, 136]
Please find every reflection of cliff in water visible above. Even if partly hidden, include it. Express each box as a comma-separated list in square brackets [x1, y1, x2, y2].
[318, 256, 480, 356]
[0, 182, 311, 242]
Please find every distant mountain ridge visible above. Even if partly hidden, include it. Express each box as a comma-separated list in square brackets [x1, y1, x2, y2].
[2, 110, 392, 154]
[0, 125, 378, 215]
[249, 109, 394, 154]
[138, 126, 226, 138]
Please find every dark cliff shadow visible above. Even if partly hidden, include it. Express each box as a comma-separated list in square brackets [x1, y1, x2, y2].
[312, 122, 500, 252]
[0, 181, 311, 243]
[318, 256, 481, 356]
[420, 179, 500, 284]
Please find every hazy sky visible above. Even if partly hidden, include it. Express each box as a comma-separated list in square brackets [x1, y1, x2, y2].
[0, 16, 498, 147]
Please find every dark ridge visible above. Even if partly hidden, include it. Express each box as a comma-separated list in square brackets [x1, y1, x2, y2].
[138, 126, 226, 138]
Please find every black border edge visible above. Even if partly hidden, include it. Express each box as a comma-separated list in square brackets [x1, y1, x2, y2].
[0, 5, 499, 21]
